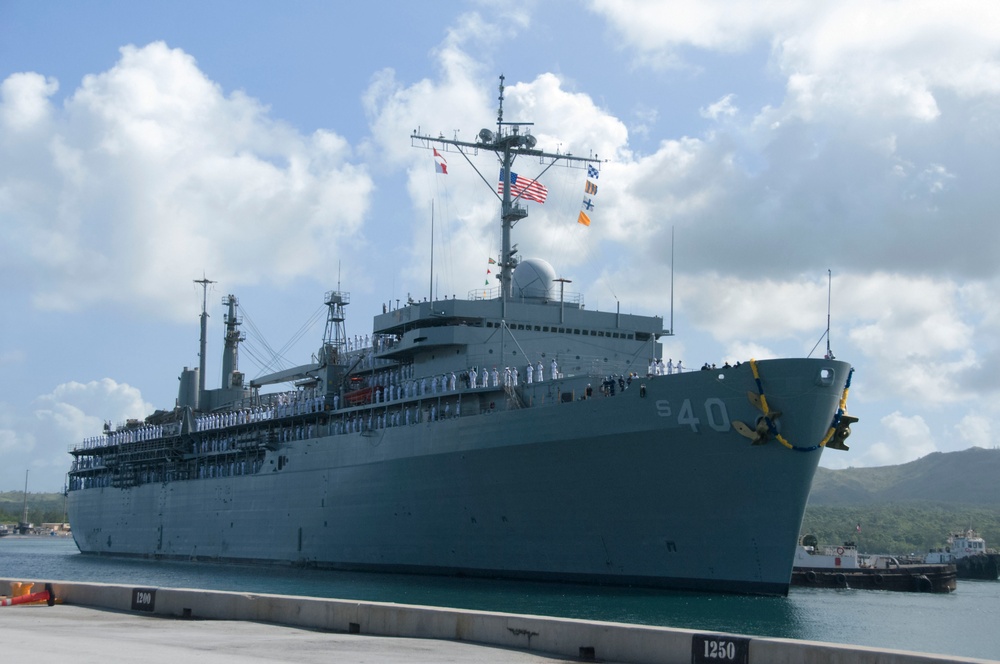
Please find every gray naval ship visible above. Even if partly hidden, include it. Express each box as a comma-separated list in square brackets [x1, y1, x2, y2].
[67, 79, 857, 596]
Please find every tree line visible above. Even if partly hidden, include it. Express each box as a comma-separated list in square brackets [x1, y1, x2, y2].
[800, 502, 1000, 555]
[0, 492, 67, 524]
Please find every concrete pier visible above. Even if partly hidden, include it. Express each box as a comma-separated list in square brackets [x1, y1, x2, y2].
[1, 579, 995, 664]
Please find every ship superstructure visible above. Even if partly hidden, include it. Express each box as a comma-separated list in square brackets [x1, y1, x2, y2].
[67, 78, 857, 595]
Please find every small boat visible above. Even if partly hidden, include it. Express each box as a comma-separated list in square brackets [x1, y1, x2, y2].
[792, 537, 956, 593]
[925, 530, 1000, 581]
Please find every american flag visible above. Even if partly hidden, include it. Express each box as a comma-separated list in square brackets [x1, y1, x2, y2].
[498, 170, 547, 204]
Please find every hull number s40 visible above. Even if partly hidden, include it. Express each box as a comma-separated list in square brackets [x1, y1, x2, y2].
[655, 398, 730, 433]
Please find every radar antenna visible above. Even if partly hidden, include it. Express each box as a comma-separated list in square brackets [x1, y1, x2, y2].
[412, 75, 601, 314]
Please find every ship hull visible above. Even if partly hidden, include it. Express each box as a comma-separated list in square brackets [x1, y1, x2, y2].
[68, 359, 850, 595]
[955, 554, 1000, 580]
[792, 565, 957, 593]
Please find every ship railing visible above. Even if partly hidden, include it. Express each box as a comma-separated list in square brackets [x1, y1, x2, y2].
[463, 286, 585, 306]
[467, 286, 502, 301]
[373, 333, 402, 354]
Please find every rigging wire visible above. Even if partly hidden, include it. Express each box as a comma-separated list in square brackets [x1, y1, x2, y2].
[240, 303, 326, 377]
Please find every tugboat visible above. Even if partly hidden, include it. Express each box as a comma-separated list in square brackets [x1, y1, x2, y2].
[925, 530, 1000, 581]
[792, 535, 956, 592]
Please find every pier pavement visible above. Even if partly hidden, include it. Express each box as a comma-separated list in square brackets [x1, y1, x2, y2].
[0, 603, 581, 663]
[2, 579, 995, 664]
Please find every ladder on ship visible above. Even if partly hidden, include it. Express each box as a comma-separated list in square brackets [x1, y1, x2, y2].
[504, 384, 524, 409]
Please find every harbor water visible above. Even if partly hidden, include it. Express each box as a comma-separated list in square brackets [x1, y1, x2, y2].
[2, 535, 997, 661]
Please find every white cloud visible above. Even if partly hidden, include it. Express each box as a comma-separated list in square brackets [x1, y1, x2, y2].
[0, 72, 58, 132]
[955, 414, 992, 448]
[844, 274, 982, 402]
[364, 61, 632, 298]
[701, 94, 739, 121]
[0, 379, 152, 491]
[826, 410, 937, 468]
[593, 1, 1000, 120]
[590, 0, 801, 55]
[0, 42, 374, 321]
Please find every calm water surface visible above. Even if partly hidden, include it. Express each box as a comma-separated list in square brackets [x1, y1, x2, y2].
[2, 536, 997, 661]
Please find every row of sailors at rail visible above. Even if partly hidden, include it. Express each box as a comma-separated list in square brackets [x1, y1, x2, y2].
[345, 333, 404, 355]
[468, 359, 558, 389]
[76, 461, 263, 483]
[194, 394, 325, 432]
[196, 407, 271, 431]
[78, 425, 165, 449]
[200, 405, 464, 443]
[342, 334, 400, 360]
[647, 358, 684, 376]
[68, 459, 267, 490]
[70, 456, 102, 471]
[348, 361, 419, 391]
[69, 474, 113, 490]
[351, 358, 559, 406]
[196, 458, 263, 479]
[333, 402, 460, 434]
[340, 355, 555, 396]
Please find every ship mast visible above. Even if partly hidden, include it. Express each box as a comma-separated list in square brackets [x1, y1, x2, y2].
[825, 269, 834, 360]
[412, 75, 601, 312]
[221, 294, 244, 389]
[193, 276, 215, 395]
[19, 469, 29, 534]
[322, 290, 349, 365]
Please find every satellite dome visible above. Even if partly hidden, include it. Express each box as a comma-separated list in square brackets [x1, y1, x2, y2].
[512, 258, 556, 300]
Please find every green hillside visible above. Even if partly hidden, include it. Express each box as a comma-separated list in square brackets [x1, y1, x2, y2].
[0, 491, 67, 524]
[801, 447, 1000, 554]
[808, 447, 1000, 506]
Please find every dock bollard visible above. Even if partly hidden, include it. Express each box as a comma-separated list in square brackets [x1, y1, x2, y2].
[10, 581, 32, 596]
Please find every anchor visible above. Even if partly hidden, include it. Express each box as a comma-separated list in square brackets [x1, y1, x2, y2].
[733, 390, 781, 445]
[733, 412, 782, 446]
[826, 415, 858, 451]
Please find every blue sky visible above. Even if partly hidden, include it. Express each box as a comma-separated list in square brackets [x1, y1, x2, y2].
[2, 0, 1000, 491]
